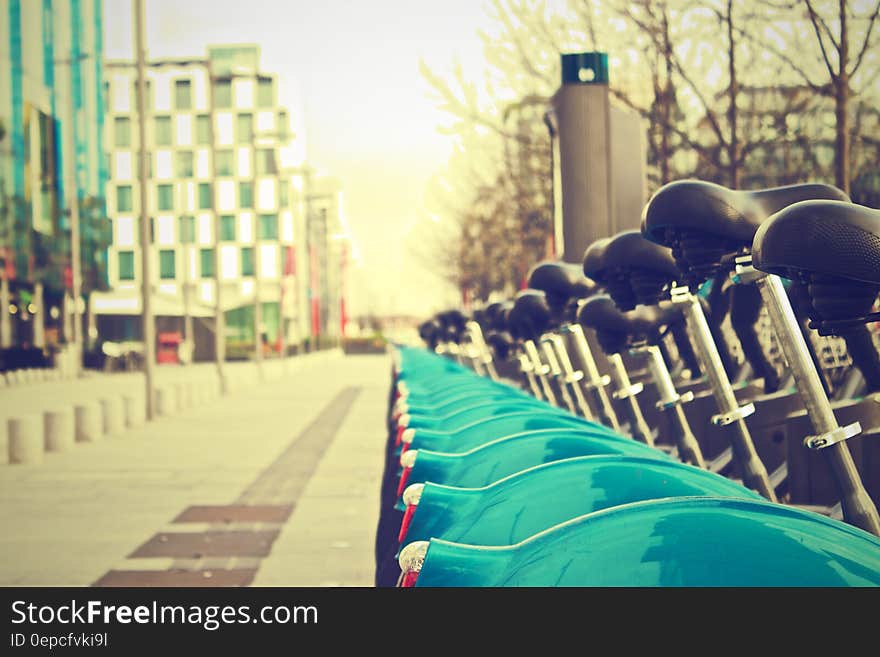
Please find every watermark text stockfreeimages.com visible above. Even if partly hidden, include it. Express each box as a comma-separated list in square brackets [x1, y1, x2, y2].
[10, 599, 317, 632]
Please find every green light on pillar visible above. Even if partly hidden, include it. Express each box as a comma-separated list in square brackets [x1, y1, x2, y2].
[560, 52, 609, 85]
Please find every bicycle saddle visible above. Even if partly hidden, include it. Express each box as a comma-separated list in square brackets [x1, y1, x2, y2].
[528, 261, 598, 323]
[485, 330, 514, 361]
[418, 319, 442, 349]
[642, 179, 849, 286]
[753, 200, 880, 330]
[600, 231, 681, 310]
[485, 301, 513, 332]
[436, 310, 468, 343]
[507, 290, 552, 342]
[577, 295, 680, 354]
[582, 237, 611, 284]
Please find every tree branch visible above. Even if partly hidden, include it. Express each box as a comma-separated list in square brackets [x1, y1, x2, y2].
[805, 0, 839, 78]
[849, 0, 880, 76]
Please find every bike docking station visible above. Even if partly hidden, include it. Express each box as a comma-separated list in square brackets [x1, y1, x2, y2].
[370, 52, 880, 588]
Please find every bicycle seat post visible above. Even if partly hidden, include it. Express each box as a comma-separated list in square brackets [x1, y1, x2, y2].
[465, 321, 499, 381]
[671, 285, 775, 500]
[605, 352, 651, 445]
[746, 264, 880, 535]
[562, 323, 620, 430]
[543, 332, 591, 418]
[523, 339, 559, 407]
[633, 343, 703, 465]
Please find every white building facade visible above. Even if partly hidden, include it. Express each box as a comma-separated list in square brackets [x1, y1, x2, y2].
[97, 45, 308, 360]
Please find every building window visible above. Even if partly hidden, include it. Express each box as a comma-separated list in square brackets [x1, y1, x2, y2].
[198, 183, 212, 209]
[154, 116, 172, 146]
[200, 248, 215, 277]
[176, 150, 194, 178]
[195, 114, 210, 145]
[258, 214, 278, 240]
[216, 149, 234, 176]
[257, 77, 273, 107]
[236, 113, 253, 143]
[156, 184, 174, 211]
[277, 110, 288, 139]
[159, 250, 176, 279]
[118, 251, 135, 280]
[255, 148, 277, 175]
[279, 181, 289, 208]
[239, 182, 253, 208]
[241, 247, 254, 276]
[219, 215, 236, 241]
[117, 185, 133, 212]
[174, 79, 192, 110]
[179, 215, 195, 244]
[213, 79, 232, 108]
[114, 117, 131, 147]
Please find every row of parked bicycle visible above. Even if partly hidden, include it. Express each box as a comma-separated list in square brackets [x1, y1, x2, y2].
[374, 178, 880, 586]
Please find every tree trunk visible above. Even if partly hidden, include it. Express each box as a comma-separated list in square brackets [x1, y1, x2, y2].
[726, 0, 740, 188]
[660, 7, 673, 184]
[836, 0, 850, 194]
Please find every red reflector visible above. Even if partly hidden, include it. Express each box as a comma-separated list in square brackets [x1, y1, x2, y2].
[395, 424, 406, 446]
[396, 467, 412, 498]
[400, 570, 419, 588]
[401, 441, 409, 455]
[398, 504, 416, 543]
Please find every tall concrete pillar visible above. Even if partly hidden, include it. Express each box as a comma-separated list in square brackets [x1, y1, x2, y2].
[551, 52, 647, 264]
[32, 282, 45, 349]
[0, 278, 11, 348]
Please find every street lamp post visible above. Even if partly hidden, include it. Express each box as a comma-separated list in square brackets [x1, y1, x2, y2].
[133, 0, 155, 419]
[55, 52, 91, 376]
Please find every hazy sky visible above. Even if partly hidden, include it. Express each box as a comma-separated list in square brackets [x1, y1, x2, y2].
[103, 0, 499, 317]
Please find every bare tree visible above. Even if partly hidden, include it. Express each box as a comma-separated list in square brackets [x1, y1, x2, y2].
[745, 0, 880, 193]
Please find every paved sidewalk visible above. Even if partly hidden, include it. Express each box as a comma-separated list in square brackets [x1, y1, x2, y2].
[0, 352, 389, 587]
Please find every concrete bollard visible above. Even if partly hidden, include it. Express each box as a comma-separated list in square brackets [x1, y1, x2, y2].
[44, 408, 75, 452]
[74, 402, 103, 442]
[177, 382, 192, 410]
[101, 397, 125, 436]
[123, 395, 146, 428]
[0, 421, 7, 465]
[8, 415, 43, 464]
[155, 386, 178, 416]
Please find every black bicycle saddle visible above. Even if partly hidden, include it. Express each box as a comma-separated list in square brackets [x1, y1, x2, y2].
[507, 290, 552, 342]
[599, 230, 682, 310]
[642, 179, 849, 287]
[582, 237, 611, 284]
[577, 294, 681, 354]
[753, 200, 880, 329]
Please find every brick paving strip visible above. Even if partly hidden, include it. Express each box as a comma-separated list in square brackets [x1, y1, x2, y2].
[93, 387, 362, 587]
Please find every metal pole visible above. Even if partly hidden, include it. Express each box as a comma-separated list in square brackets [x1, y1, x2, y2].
[564, 323, 620, 429]
[251, 106, 263, 375]
[545, 333, 592, 418]
[676, 289, 774, 499]
[523, 339, 558, 406]
[757, 273, 880, 535]
[61, 64, 81, 376]
[133, 0, 155, 419]
[638, 345, 704, 466]
[606, 353, 653, 445]
[204, 60, 226, 393]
